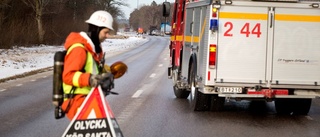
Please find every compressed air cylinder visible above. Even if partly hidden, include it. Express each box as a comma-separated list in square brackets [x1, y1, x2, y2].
[52, 51, 66, 107]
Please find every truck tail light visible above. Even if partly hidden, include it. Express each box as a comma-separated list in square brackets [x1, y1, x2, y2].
[212, 8, 217, 17]
[210, 8, 218, 31]
[209, 44, 216, 68]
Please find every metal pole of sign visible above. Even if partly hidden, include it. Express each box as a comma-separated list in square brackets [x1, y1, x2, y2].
[164, 0, 167, 35]
[164, 19, 167, 35]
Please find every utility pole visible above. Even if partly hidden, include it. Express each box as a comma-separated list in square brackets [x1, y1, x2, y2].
[137, 0, 139, 9]
[137, 0, 139, 32]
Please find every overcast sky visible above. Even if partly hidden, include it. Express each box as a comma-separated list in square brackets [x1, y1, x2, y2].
[121, 0, 174, 19]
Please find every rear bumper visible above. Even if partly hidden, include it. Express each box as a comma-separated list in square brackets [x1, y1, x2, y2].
[218, 93, 319, 99]
[201, 87, 320, 99]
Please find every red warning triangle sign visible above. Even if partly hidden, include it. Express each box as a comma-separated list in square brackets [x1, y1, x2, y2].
[62, 86, 123, 137]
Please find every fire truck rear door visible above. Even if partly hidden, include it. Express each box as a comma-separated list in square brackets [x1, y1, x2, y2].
[216, 6, 269, 84]
[272, 7, 320, 85]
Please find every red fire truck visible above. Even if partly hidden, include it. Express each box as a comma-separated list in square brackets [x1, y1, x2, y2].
[163, 0, 320, 114]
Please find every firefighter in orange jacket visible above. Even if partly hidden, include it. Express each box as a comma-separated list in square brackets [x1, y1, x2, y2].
[61, 10, 114, 120]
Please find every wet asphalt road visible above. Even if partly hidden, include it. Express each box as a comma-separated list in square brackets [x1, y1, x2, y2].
[0, 36, 319, 137]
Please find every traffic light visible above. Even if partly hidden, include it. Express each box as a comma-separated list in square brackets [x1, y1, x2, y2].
[162, 2, 171, 17]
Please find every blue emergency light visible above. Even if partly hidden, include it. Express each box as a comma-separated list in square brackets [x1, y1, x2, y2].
[210, 19, 218, 31]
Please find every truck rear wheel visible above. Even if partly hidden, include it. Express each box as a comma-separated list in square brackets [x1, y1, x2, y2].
[189, 63, 209, 111]
[293, 99, 312, 115]
[173, 85, 190, 99]
[275, 98, 312, 115]
[172, 66, 190, 98]
[275, 99, 292, 114]
[190, 85, 210, 111]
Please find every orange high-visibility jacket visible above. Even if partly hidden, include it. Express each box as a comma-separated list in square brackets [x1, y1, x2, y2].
[62, 32, 103, 92]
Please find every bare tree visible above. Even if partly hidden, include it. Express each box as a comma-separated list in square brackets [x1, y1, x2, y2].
[129, 9, 139, 30]
[96, 0, 128, 18]
[129, 1, 167, 32]
[0, 0, 11, 26]
[21, 0, 50, 44]
[0, 0, 130, 49]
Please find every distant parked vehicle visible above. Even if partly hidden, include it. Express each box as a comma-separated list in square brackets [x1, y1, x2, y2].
[149, 26, 157, 35]
[151, 30, 160, 36]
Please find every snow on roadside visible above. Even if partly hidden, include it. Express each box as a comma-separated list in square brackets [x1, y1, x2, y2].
[0, 35, 147, 80]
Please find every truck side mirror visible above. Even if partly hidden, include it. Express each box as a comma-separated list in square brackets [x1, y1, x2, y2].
[162, 2, 171, 17]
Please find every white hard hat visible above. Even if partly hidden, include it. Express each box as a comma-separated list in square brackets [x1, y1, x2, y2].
[85, 10, 114, 30]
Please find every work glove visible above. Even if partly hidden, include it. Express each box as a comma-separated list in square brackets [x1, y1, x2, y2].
[100, 73, 114, 94]
[89, 73, 114, 95]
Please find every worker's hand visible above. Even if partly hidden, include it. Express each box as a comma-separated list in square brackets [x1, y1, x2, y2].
[89, 73, 113, 88]
[89, 74, 100, 87]
[100, 73, 114, 95]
